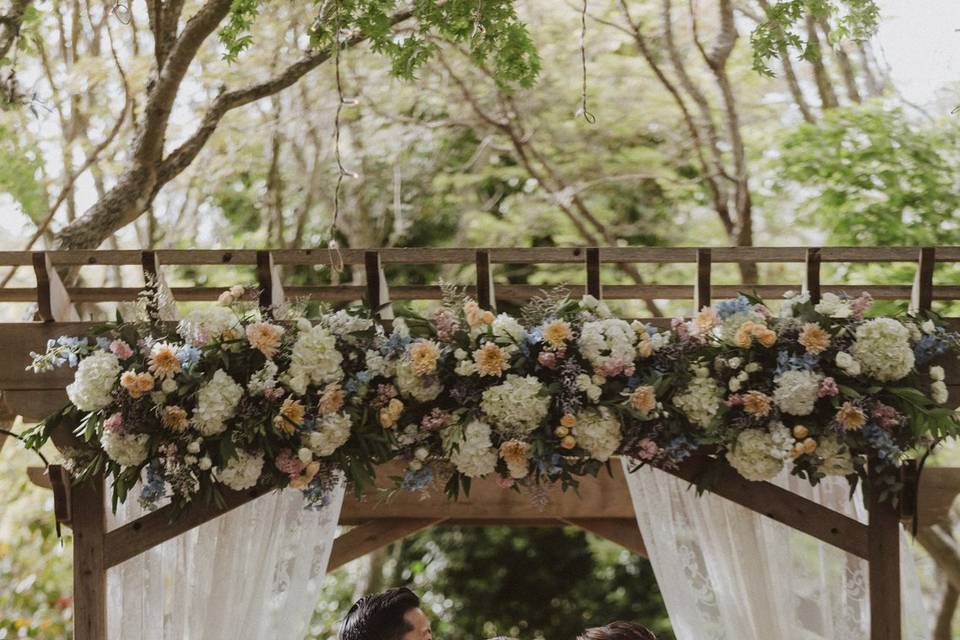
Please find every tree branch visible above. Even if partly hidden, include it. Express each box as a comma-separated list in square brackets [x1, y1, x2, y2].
[0, 0, 32, 61]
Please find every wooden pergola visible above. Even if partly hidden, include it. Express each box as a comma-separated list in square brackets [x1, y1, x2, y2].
[3, 246, 959, 640]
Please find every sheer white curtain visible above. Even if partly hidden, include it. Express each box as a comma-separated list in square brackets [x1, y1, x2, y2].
[622, 461, 928, 640]
[105, 483, 345, 640]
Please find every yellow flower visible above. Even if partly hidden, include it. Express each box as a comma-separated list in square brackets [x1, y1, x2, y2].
[291, 461, 321, 489]
[695, 306, 718, 333]
[798, 322, 830, 355]
[734, 323, 754, 348]
[274, 398, 306, 434]
[246, 322, 284, 359]
[135, 372, 155, 394]
[120, 370, 140, 396]
[560, 413, 577, 428]
[636, 333, 653, 358]
[628, 386, 657, 414]
[499, 440, 530, 466]
[162, 405, 190, 432]
[792, 425, 809, 439]
[742, 391, 772, 417]
[464, 301, 485, 327]
[560, 435, 578, 450]
[481, 310, 495, 324]
[379, 398, 404, 429]
[543, 320, 572, 348]
[148, 343, 182, 380]
[473, 343, 510, 377]
[409, 340, 442, 376]
[318, 383, 345, 415]
[836, 402, 866, 431]
[802, 438, 818, 454]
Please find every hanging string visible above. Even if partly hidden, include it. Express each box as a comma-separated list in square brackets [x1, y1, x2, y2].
[328, 0, 350, 274]
[576, 0, 596, 124]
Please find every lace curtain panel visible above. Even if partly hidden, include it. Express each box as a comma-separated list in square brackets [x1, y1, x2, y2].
[623, 461, 929, 640]
[104, 483, 345, 640]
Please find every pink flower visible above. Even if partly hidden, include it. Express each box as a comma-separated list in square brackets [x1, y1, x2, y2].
[275, 449, 305, 479]
[753, 304, 774, 319]
[872, 402, 901, 430]
[376, 384, 398, 406]
[110, 340, 134, 360]
[850, 292, 874, 321]
[818, 377, 839, 398]
[264, 387, 286, 401]
[635, 438, 659, 461]
[724, 394, 744, 407]
[538, 351, 557, 368]
[421, 408, 453, 432]
[496, 476, 515, 489]
[104, 412, 123, 432]
[434, 309, 461, 342]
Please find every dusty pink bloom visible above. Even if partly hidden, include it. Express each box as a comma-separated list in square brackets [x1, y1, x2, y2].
[264, 387, 286, 401]
[818, 376, 839, 398]
[110, 339, 134, 360]
[873, 403, 901, 430]
[753, 304, 773, 319]
[538, 351, 557, 368]
[421, 408, 453, 432]
[671, 317, 690, 342]
[434, 309, 461, 342]
[724, 394, 744, 407]
[104, 412, 123, 432]
[275, 449, 305, 479]
[850, 292, 874, 320]
[376, 384, 398, 406]
[635, 438, 659, 461]
[496, 476, 515, 489]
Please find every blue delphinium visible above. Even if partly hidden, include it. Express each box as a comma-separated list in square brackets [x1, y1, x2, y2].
[138, 461, 167, 510]
[776, 350, 819, 374]
[914, 328, 957, 366]
[714, 297, 752, 320]
[401, 466, 435, 491]
[861, 424, 901, 463]
[176, 345, 201, 368]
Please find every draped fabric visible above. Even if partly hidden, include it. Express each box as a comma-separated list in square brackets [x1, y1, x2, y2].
[105, 483, 345, 640]
[622, 461, 928, 640]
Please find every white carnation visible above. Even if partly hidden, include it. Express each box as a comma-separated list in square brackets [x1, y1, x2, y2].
[395, 365, 443, 402]
[576, 373, 603, 402]
[850, 318, 915, 382]
[480, 374, 550, 433]
[932, 380, 949, 404]
[815, 436, 855, 477]
[773, 369, 822, 416]
[726, 424, 793, 482]
[307, 412, 352, 456]
[492, 314, 527, 343]
[814, 292, 852, 319]
[780, 291, 810, 318]
[579, 294, 612, 318]
[215, 450, 264, 491]
[192, 370, 243, 436]
[447, 420, 498, 478]
[578, 319, 636, 371]
[177, 306, 237, 346]
[247, 361, 278, 395]
[673, 370, 723, 428]
[572, 407, 622, 461]
[930, 366, 946, 382]
[323, 310, 373, 336]
[835, 351, 861, 376]
[287, 323, 343, 394]
[100, 430, 148, 467]
[364, 350, 395, 378]
[67, 351, 121, 411]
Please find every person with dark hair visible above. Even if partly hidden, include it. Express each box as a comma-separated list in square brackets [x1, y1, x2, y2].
[577, 621, 657, 640]
[339, 587, 433, 640]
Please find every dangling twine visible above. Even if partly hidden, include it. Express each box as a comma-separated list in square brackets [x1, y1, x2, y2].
[327, 0, 352, 274]
[576, 0, 596, 124]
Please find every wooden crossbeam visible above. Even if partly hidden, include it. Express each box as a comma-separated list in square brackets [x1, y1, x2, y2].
[562, 518, 647, 557]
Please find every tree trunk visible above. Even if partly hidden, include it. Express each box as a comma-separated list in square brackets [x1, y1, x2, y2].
[805, 15, 839, 110]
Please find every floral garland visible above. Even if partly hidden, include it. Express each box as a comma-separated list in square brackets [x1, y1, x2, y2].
[23, 285, 960, 516]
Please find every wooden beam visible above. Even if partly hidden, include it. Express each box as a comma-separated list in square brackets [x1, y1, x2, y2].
[803, 247, 822, 304]
[364, 251, 394, 322]
[104, 485, 274, 568]
[910, 247, 935, 313]
[49, 464, 72, 524]
[476, 249, 496, 311]
[869, 468, 902, 639]
[32, 252, 79, 322]
[562, 518, 647, 557]
[694, 248, 711, 313]
[328, 518, 445, 572]
[256, 250, 286, 319]
[662, 455, 870, 559]
[71, 472, 106, 640]
[27, 465, 52, 489]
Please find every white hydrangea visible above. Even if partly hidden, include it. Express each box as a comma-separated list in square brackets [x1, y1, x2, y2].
[177, 306, 237, 346]
[287, 323, 343, 395]
[192, 370, 243, 436]
[579, 294, 612, 318]
[447, 420, 498, 478]
[100, 430, 149, 467]
[726, 423, 794, 482]
[577, 319, 636, 371]
[673, 368, 723, 428]
[780, 291, 810, 318]
[395, 365, 443, 402]
[773, 369, 822, 416]
[850, 318, 915, 382]
[576, 373, 602, 402]
[365, 350, 396, 378]
[323, 310, 373, 336]
[215, 450, 264, 491]
[391, 318, 411, 339]
[307, 412, 352, 456]
[814, 292, 852, 319]
[815, 436, 855, 477]
[67, 351, 121, 411]
[492, 314, 527, 344]
[247, 361, 278, 395]
[480, 374, 550, 433]
[572, 407, 622, 461]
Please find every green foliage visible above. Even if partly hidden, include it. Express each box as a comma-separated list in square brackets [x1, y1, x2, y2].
[0, 123, 46, 222]
[750, 0, 880, 76]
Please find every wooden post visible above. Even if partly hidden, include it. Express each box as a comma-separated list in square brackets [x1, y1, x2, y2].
[475, 249, 497, 311]
[869, 472, 902, 640]
[32, 251, 80, 322]
[256, 250, 286, 319]
[803, 247, 821, 304]
[585, 247, 602, 299]
[694, 248, 711, 313]
[909, 247, 935, 313]
[71, 472, 107, 640]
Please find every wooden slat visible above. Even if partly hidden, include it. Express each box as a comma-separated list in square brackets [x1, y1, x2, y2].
[256, 251, 286, 319]
[475, 249, 496, 311]
[562, 518, 647, 557]
[803, 247, 822, 304]
[694, 248, 711, 312]
[662, 455, 870, 558]
[327, 518, 445, 572]
[104, 485, 274, 568]
[70, 471, 106, 640]
[869, 468, 902, 639]
[585, 247, 602, 298]
[32, 252, 79, 322]
[910, 247, 935, 313]
[364, 251, 394, 322]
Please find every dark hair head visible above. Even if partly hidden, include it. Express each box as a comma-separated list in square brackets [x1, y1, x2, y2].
[339, 587, 422, 640]
[578, 621, 657, 640]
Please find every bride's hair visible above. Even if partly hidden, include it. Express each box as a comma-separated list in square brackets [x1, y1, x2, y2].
[578, 621, 657, 640]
